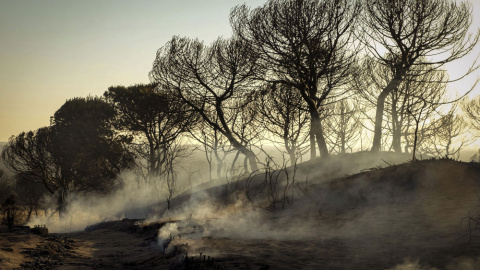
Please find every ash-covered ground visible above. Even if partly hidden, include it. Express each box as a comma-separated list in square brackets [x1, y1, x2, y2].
[3, 154, 480, 269]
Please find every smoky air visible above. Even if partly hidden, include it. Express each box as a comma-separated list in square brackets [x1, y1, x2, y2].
[2, 0, 480, 269]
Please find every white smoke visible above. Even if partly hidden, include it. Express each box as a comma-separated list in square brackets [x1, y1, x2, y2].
[387, 257, 480, 270]
[26, 173, 166, 232]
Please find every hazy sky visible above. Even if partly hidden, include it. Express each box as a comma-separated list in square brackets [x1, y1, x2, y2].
[0, 0, 480, 142]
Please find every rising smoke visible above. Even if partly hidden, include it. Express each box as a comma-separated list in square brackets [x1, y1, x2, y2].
[25, 151, 480, 269]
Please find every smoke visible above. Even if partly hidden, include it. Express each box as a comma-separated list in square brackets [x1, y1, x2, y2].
[25, 171, 168, 232]
[158, 223, 178, 252]
[24, 150, 412, 233]
[387, 257, 480, 270]
[22, 150, 480, 269]
[146, 157, 480, 269]
[386, 259, 438, 270]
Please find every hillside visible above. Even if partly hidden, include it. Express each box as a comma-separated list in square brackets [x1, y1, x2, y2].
[150, 158, 480, 269]
[2, 155, 480, 269]
[159, 151, 415, 213]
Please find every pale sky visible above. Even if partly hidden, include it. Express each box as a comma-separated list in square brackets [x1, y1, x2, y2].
[0, 0, 480, 142]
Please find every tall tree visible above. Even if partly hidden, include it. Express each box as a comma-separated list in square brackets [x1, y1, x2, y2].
[358, 57, 449, 153]
[257, 82, 309, 165]
[231, 0, 360, 158]
[104, 83, 195, 187]
[360, 0, 479, 152]
[323, 98, 363, 154]
[189, 117, 229, 181]
[2, 97, 134, 214]
[421, 105, 472, 159]
[150, 36, 260, 171]
[463, 95, 480, 132]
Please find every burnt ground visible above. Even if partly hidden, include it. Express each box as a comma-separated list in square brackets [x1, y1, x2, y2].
[2, 220, 480, 270]
[2, 159, 480, 269]
[0, 220, 168, 269]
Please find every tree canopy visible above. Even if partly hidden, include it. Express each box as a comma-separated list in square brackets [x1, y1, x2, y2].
[1, 97, 134, 213]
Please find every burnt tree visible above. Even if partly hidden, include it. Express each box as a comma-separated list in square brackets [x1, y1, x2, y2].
[360, 0, 479, 152]
[150, 37, 260, 171]
[231, 0, 360, 158]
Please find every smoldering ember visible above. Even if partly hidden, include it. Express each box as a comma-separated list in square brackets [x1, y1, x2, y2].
[2, 0, 480, 269]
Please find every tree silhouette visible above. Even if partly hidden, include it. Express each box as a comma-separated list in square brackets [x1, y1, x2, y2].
[2, 97, 134, 215]
[0, 169, 14, 215]
[422, 105, 471, 159]
[150, 36, 260, 171]
[323, 98, 363, 154]
[231, 0, 360, 158]
[360, 0, 479, 153]
[358, 57, 449, 153]
[256, 82, 309, 165]
[104, 83, 195, 191]
[189, 116, 229, 181]
[463, 95, 480, 133]
[14, 175, 47, 222]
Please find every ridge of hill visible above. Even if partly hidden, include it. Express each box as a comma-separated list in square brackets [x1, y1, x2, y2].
[4, 153, 480, 269]
[151, 157, 480, 269]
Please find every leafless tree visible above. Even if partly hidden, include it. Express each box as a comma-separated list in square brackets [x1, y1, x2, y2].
[470, 149, 480, 162]
[256, 82, 310, 166]
[189, 121, 229, 181]
[323, 98, 364, 154]
[150, 36, 260, 171]
[406, 97, 429, 161]
[421, 105, 473, 159]
[360, 0, 480, 153]
[358, 57, 449, 153]
[463, 95, 480, 133]
[0, 170, 16, 227]
[231, 0, 361, 159]
[162, 138, 193, 210]
[244, 155, 299, 210]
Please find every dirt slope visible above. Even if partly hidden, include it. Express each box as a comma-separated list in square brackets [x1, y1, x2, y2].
[2, 157, 480, 269]
[158, 159, 480, 269]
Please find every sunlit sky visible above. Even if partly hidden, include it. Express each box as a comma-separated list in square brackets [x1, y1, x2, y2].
[0, 0, 480, 142]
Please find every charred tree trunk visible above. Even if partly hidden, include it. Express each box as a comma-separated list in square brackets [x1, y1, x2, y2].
[244, 150, 257, 172]
[25, 208, 33, 223]
[204, 144, 213, 182]
[213, 139, 223, 179]
[3, 195, 16, 229]
[310, 111, 329, 158]
[391, 98, 402, 153]
[227, 141, 257, 172]
[412, 120, 419, 161]
[230, 150, 240, 173]
[299, 84, 328, 159]
[216, 102, 258, 171]
[288, 147, 297, 167]
[309, 127, 316, 160]
[214, 149, 223, 179]
[57, 189, 67, 220]
[284, 135, 296, 166]
[243, 155, 249, 173]
[372, 78, 402, 153]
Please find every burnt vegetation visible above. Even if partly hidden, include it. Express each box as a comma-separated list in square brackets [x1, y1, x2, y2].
[1, 0, 480, 225]
[1, 0, 480, 268]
